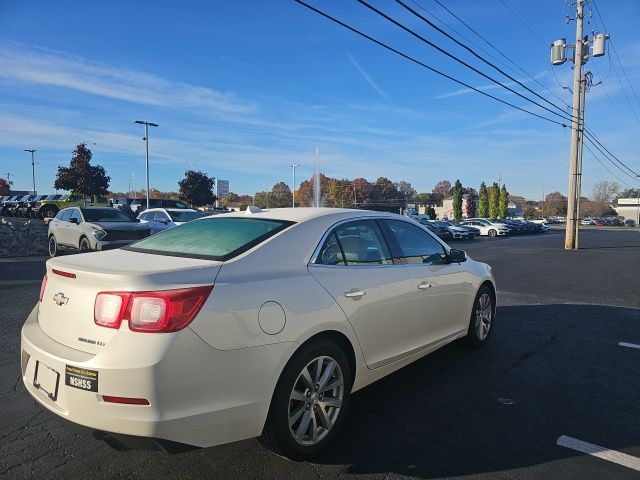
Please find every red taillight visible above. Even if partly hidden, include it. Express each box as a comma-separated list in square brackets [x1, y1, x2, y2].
[52, 269, 76, 279]
[102, 395, 150, 405]
[39, 274, 48, 302]
[94, 285, 213, 333]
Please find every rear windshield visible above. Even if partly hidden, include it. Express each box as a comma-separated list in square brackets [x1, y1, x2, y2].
[125, 217, 294, 260]
[168, 210, 203, 222]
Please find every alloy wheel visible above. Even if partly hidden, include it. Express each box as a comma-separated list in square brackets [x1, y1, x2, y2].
[475, 293, 492, 340]
[288, 356, 344, 446]
[48, 236, 57, 257]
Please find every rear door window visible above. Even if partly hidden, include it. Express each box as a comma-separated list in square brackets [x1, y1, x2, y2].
[125, 217, 294, 260]
[385, 219, 447, 265]
[316, 220, 393, 266]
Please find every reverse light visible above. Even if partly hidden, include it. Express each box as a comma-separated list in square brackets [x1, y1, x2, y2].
[94, 285, 213, 333]
[39, 275, 47, 302]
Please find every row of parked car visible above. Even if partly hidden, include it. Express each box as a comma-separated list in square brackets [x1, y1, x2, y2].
[581, 217, 636, 227]
[408, 215, 548, 240]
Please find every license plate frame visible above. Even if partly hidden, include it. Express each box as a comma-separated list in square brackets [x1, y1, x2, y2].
[33, 361, 60, 401]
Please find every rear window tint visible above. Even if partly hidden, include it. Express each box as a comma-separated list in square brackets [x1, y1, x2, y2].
[125, 217, 294, 260]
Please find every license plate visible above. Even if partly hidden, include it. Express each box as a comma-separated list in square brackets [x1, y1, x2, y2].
[65, 365, 98, 392]
[33, 362, 60, 401]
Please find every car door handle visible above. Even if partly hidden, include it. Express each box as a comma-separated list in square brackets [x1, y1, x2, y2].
[344, 289, 366, 298]
[417, 281, 432, 290]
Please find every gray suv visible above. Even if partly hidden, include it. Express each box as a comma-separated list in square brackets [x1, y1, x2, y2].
[48, 207, 151, 257]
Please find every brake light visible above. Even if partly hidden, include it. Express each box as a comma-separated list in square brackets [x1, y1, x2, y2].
[39, 275, 47, 302]
[52, 269, 76, 279]
[94, 286, 213, 333]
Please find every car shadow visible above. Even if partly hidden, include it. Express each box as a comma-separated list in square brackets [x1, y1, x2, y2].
[299, 303, 640, 478]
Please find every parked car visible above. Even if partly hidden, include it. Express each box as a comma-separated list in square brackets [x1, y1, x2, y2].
[414, 218, 453, 241]
[137, 208, 204, 233]
[17, 194, 49, 217]
[37, 195, 109, 219]
[47, 206, 151, 256]
[23, 207, 495, 458]
[581, 218, 596, 225]
[433, 220, 474, 239]
[450, 221, 481, 237]
[595, 219, 607, 226]
[129, 198, 190, 213]
[462, 219, 510, 237]
[624, 219, 637, 227]
[0, 195, 22, 216]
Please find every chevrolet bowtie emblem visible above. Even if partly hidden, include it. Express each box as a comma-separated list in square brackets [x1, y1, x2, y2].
[53, 292, 69, 306]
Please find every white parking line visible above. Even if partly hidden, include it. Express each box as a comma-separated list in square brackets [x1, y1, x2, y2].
[557, 435, 640, 472]
[618, 342, 640, 350]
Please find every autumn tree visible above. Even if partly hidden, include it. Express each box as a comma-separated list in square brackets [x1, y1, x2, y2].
[394, 181, 416, 201]
[477, 182, 489, 218]
[498, 184, 509, 218]
[592, 180, 620, 203]
[54, 143, 110, 202]
[178, 170, 216, 207]
[452, 179, 463, 222]
[543, 191, 568, 216]
[0, 178, 11, 196]
[488, 182, 500, 218]
[431, 180, 452, 205]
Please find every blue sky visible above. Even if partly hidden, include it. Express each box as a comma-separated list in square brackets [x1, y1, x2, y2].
[2, 0, 640, 199]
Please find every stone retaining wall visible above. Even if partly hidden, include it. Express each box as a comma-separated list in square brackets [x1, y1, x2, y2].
[0, 218, 48, 257]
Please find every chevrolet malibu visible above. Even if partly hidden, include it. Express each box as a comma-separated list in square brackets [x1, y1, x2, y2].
[21, 208, 496, 459]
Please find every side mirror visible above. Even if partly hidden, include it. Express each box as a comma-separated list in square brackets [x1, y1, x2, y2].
[448, 248, 466, 263]
[69, 218, 79, 224]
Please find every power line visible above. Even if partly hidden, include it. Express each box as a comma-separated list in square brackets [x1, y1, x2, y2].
[427, 0, 572, 110]
[583, 141, 631, 187]
[496, 0, 547, 45]
[354, 0, 574, 124]
[293, 0, 568, 127]
[583, 131, 639, 180]
[395, 0, 575, 122]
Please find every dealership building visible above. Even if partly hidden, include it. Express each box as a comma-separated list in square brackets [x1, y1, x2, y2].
[615, 197, 640, 223]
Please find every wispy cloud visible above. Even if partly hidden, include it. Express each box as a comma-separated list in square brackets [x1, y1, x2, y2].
[434, 71, 549, 99]
[0, 41, 255, 118]
[346, 52, 392, 104]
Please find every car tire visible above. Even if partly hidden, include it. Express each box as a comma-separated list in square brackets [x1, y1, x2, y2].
[40, 206, 58, 219]
[260, 339, 352, 460]
[465, 285, 495, 348]
[48, 235, 59, 258]
[488, 229, 497, 237]
[79, 236, 91, 253]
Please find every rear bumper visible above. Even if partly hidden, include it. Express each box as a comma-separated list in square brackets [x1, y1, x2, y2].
[21, 305, 294, 448]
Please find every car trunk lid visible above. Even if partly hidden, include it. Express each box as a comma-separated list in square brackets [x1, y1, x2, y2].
[38, 249, 222, 354]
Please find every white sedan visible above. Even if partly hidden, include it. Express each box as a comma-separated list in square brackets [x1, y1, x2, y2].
[21, 208, 496, 459]
[137, 208, 204, 233]
[461, 220, 510, 237]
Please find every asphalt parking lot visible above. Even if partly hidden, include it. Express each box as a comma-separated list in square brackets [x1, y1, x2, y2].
[1, 227, 639, 479]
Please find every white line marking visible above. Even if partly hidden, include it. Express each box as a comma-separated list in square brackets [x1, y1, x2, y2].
[557, 436, 640, 472]
[619, 342, 640, 350]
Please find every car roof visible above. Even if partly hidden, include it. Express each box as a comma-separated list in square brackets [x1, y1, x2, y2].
[213, 207, 400, 224]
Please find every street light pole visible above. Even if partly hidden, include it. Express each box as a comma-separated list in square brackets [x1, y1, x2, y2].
[24, 149, 36, 194]
[290, 164, 299, 208]
[134, 120, 159, 210]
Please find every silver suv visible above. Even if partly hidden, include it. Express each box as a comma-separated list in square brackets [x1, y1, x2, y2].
[48, 206, 151, 257]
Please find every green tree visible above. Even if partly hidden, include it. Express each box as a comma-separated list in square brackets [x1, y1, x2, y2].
[178, 170, 216, 207]
[478, 182, 489, 218]
[452, 179, 463, 221]
[270, 181, 293, 208]
[488, 182, 500, 218]
[414, 192, 431, 204]
[54, 143, 110, 202]
[498, 184, 509, 218]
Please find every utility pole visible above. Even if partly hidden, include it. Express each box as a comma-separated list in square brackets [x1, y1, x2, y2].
[290, 164, 299, 208]
[24, 149, 36, 194]
[551, 0, 608, 250]
[134, 120, 159, 210]
[497, 172, 502, 189]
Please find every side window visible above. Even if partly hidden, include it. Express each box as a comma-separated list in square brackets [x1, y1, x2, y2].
[57, 209, 71, 221]
[154, 211, 169, 222]
[316, 220, 393, 266]
[385, 219, 446, 265]
[138, 212, 149, 221]
[68, 208, 81, 223]
[316, 232, 346, 266]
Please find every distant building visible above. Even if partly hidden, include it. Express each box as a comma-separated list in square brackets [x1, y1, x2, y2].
[615, 197, 640, 223]
[434, 195, 475, 220]
[508, 200, 523, 217]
